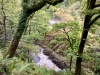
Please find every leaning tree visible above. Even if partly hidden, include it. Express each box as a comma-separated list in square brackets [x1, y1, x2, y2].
[4, 0, 64, 58]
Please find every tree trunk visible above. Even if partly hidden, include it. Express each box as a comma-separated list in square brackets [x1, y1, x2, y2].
[3, 16, 6, 42]
[1, 0, 7, 43]
[4, 11, 31, 58]
[75, 28, 89, 75]
[3, 0, 64, 58]
[3, 0, 46, 58]
[75, 0, 96, 75]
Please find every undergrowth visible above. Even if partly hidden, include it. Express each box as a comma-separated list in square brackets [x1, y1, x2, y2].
[0, 49, 73, 75]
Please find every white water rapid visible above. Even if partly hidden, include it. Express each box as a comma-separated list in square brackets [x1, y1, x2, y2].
[31, 48, 61, 72]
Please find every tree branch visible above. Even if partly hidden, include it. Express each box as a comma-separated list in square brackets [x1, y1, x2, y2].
[94, 4, 100, 8]
[22, 0, 64, 18]
[89, 15, 100, 27]
[43, 0, 64, 5]
[63, 28, 73, 50]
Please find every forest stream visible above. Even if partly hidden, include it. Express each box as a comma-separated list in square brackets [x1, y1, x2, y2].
[30, 47, 62, 72]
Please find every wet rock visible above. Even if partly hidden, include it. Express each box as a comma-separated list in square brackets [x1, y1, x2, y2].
[52, 60, 68, 69]
[43, 49, 52, 56]
[43, 49, 68, 69]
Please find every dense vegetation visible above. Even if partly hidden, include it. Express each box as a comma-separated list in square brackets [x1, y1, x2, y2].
[0, 0, 100, 75]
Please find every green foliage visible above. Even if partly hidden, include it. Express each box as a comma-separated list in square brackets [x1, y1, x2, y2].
[52, 22, 67, 31]
[47, 21, 82, 66]
[0, 54, 73, 75]
[68, 0, 76, 5]
[0, 0, 100, 75]
[52, 21, 81, 50]
[24, 9, 51, 40]
[0, 0, 21, 46]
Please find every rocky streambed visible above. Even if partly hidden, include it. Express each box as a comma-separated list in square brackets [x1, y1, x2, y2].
[31, 48, 62, 72]
[30, 44, 68, 72]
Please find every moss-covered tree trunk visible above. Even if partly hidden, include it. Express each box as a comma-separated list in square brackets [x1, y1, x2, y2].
[4, 0, 64, 58]
[75, 0, 100, 75]
[4, 1, 45, 58]
[4, 11, 31, 58]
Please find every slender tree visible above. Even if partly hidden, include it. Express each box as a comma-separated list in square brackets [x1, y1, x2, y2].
[1, 0, 8, 42]
[75, 0, 100, 75]
[3, 0, 64, 58]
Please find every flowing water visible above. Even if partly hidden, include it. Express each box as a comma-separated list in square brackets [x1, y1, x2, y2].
[31, 48, 62, 72]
